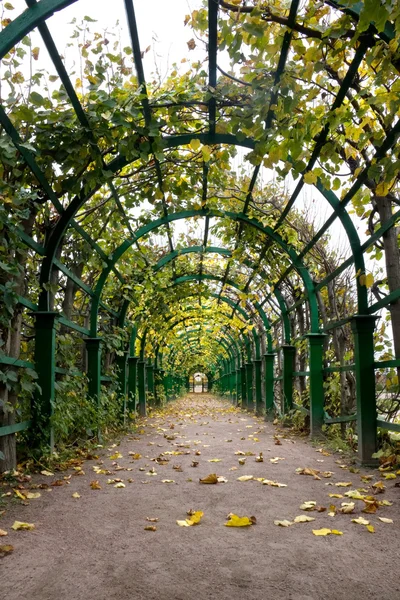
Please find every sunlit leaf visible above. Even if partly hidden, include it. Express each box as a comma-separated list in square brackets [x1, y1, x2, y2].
[225, 514, 254, 527]
[274, 520, 293, 527]
[11, 521, 35, 531]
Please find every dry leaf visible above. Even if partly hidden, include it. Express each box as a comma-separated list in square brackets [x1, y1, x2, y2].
[225, 514, 254, 527]
[0, 529, 7, 536]
[40, 470, 54, 477]
[11, 521, 35, 531]
[0, 544, 13, 557]
[255, 453, 263, 463]
[162, 479, 175, 484]
[199, 474, 218, 484]
[296, 467, 320, 478]
[312, 528, 343, 536]
[352, 517, 370, 525]
[274, 520, 293, 527]
[300, 501, 316, 511]
[328, 493, 343, 498]
[366, 525, 375, 533]
[109, 452, 123, 460]
[217, 476, 228, 483]
[144, 526, 157, 531]
[378, 517, 393, 524]
[293, 515, 315, 523]
[90, 480, 101, 490]
[339, 502, 355, 514]
[25, 492, 41, 499]
[335, 482, 352, 487]
[208, 459, 221, 463]
[72, 492, 81, 498]
[191, 461, 199, 467]
[237, 475, 254, 482]
[262, 479, 287, 488]
[146, 517, 159, 522]
[270, 457, 285, 464]
[114, 482, 125, 488]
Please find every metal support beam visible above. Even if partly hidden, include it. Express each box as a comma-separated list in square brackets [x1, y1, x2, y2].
[85, 337, 102, 436]
[282, 345, 295, 412]
[351, 315, 378, 465]
[127, 356, 138, 413]
[245, 362, 254, 412]
[264, 353, 275, 419]
[306, 334, 327, 437]
[137, 360, 146, 417]
[254, 359, 263, 415]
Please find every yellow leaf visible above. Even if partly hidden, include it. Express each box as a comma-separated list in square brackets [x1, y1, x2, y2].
[312, 528, 331, 536]
[335, 482, 352, 487]
[331, 530, 343, 535]
[90, 480, 101, 490]
[274, 520, 293, 527]
[0, 545, 13, 557]
[225, 514, 253, 527]
[177, 520, 191, 527]
[0, 529, 7, 536]
[378, 517, 393, 524]
[208, 459, 221, 463]
[352, 517, 370, 525]
[189, 138, 201, 151]
[114, 482, 125, 488]
[293, 515, 315, 523]
[144, 526, 157, 531]
[199, 473, 218, 484]
[11, 521, 35, 531]
[14, 490, 26, 500]
[237, 475, 254, 482]
[161, 479, 175, 484]
[300, 501, 317, 511]
[340, 502, 355, 514]
[383, 473, 396, 480]
[40, 470, 54, 477]
[262, 479, 287, 487]
[72, 492, 81, 498]
[366, 525, 375, 533]
[329, 494, 343, 498]
[304, 171, 317, 185]
[109, 452, 123, 460]
[146, 517, 159, 523]
[25, 492, 41, 499]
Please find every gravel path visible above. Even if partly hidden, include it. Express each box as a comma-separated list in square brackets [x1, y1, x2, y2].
[0, 394, 399, 600]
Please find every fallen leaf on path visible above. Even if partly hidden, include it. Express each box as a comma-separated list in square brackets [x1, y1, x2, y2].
[339, 502, 355, 514]
[90, 480, 101, 490]
[312, 528, 343, 536]
[199, 474, 218, 484]
[114, 482, 125, 488]
[270, 457, 285, 464]
[25, 492, 41, 499]
[225, 514, 254, 527]
[129, 453, 142, 460]
[40, 470, 54, 477]
[0, 529, 7, 536]
[0, 545, 13, 557]
[274, 520, 293, 527]
[262, 479, 287, 487]
[146, 517, 159, 522]
[372, 481, 385, 493]
[144, 526, 157, 531]
[191, 461, 199, 467]
[217, 476, 228, 483]
[109, 452, 123, 460]
[352, 517, 370, 525]
[300, 501, 316, 511]
[72, 492, 81, 498]
[237, 475, 254, 482]
[11, 521, 35, 531]
[335, 482, 352, 487]
[162, 479, 175, 484]
[378, 517, 393, 524]
[235, 451, 245, 456]
[293, 516, 315, 523]
[177, 510, 204, 526]
[208, 459, 221, 463]
[255, 453, 263, 462]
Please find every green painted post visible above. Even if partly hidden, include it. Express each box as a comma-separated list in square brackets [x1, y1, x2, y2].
[246, 362, 254, 412]
[146, 363, 154, 407]
[306, 334, 327, 438]
[127, 356, 138, 413]
[116, 351, 128, 421]
[351, 315, 378, 465]
[240, 365, 247, 409]
[264, 353, 275, 420]
[282, 345, 295, 413]
[137, 360, 146, 417]
[236, 368, 241, 405]
[85, 337, 102, 439]
[32, 311, 59, 451]
[254, 359, 262, 415]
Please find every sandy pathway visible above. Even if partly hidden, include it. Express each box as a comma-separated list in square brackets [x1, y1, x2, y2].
[0, 394, 399, 600]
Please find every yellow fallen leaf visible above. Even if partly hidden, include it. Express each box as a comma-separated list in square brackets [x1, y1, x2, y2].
[217, 476, 228, 483]
[383, 472, 396, 480]
[199, 473, 218, 484]
[274, 520, 293, 527]
[293, 515, 316, 523]
[109, 452, 123, 460]
[328, 494, 343, 498]
[40, 470, 54, 477]
[312, 528, 343, 536]
[300, 501, 316, 511]
[11, 521, 35, 531]
[0, 529, 7, 536]
[225, 514, 253, 527]
[72, 492, 81, 498]
[296, 467, 320, 477]
[144, 526, 157, 531]
[146, 517, 159, 522]
[344, 490, 365, 500]
[366, 525, 375, 533]
[340, 502, 355, 514]
[0, 544, 13, 557]
[25, 492, 41, 499]
[270, 457, 285, 464]
[237, 475, 254, 482]
[114, 482, 125, 488]
[262, 479, 287, 487]
[162, 479, 175, 484]
[177, 520, 191, 527]
[208, 459, 221, 463]
[352, 517, 370, 525]
[14, 490, 26, 500]
[378, 517, 393, 524]
[335, 482, 352, 487]
[90, 480, 101, 490]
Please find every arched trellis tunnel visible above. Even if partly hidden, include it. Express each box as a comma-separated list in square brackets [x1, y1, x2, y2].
[1, 0, 400, 470]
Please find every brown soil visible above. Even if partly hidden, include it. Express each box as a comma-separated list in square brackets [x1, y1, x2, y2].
[0, 394, 399, 600]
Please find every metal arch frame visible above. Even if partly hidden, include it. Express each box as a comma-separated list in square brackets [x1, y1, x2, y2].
[89, 209, 320, 336]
